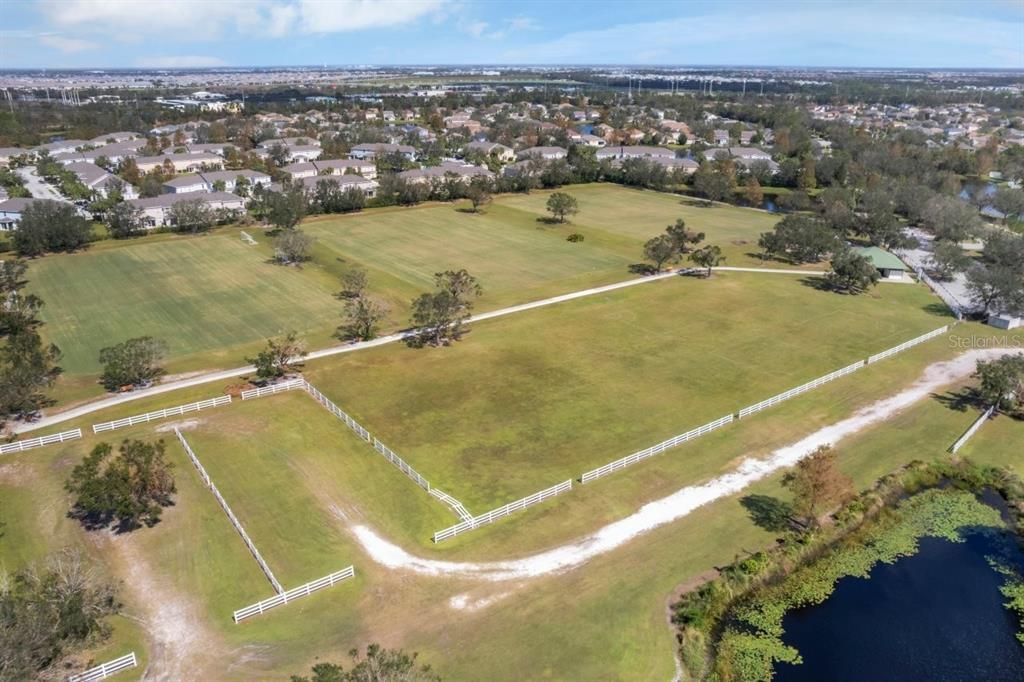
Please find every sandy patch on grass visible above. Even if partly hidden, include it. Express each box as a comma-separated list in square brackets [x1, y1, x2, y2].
[0, 461, 36, 485]
[350, 348, 1013, 581]
[108, 535, 220, 681]
[155, 418, 202, 433]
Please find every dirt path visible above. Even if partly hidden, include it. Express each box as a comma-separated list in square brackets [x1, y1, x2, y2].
[109, 535, 222, 681]
[350, 347, 1014, 582]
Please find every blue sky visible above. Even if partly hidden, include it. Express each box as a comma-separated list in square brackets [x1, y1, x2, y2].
[1, 0, 1022, 70]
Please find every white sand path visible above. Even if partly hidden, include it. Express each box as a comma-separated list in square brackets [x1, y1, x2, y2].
[352, 347, 1015, 582]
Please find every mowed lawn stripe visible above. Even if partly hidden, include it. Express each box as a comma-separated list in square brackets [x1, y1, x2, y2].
[306, 273, 949, 510]
[28, 235, 339, 374]
[304, 200, 634, 313]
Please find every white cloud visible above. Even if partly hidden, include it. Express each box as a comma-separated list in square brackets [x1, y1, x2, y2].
[136, 55, 228, 68]
[501, 7, 1024, 67]
[37, 0, 449, 40]
[460, 14, 540, 41]
[39, 35, 99, 53]
[294, 0, 448, 33]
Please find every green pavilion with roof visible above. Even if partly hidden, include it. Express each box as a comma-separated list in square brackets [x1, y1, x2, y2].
[852, 246, 910, 281]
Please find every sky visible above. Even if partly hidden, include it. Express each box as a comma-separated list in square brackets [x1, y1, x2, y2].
[1, 0, 1022, 70]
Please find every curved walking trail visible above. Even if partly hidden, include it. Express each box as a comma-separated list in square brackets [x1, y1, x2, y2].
[351, 348, 1011, 583]
[14, 271, 681, 435]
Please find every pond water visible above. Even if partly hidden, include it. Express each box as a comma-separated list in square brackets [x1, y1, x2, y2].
[774, 532, 1024, 681]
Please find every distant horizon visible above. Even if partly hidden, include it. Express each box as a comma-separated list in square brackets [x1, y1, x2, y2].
[3, 64, 1024, 74]
[2, 0, 1022, 71]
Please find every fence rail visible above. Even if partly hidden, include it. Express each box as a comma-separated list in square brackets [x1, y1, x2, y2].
[233, 566, 355, 623]
[239, 378, 305, 400]
[303, 381, 432, 491]
[867, 326, 949, 364]
[950, 405, 995, 454]
[430, 488, 473, 521]
[174, 429, 283, 594]
[240, 230, 257, 245]
[433, 480, 573, 542]
[0, 428, 81, 455]
[68, 652, 137, 682]
[92, 396, 232, 433]
[580, 414, 734, 483]
[737, 360, 866, 419]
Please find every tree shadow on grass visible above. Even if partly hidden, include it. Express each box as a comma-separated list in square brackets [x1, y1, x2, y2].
[740, 494, 796, 533]
[535, 216, 565, 226]
[798, 276, 832, 292]
[932, 387, 985, 414]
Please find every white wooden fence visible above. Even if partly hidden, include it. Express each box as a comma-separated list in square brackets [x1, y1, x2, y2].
[867, 325, 949, 364]
[68, 652, 137, 682]
[239, 378, 305, 400]
[430, 488, 473, 521]
[580, 414, 735, 484]
[174, 428, 284, 594]
[233, 565, 355, 623]
[303, 381, 434, 491]
[0, 428, 81, 455]
[240, 230, 257, 245]
[737, 360, 867, 419]
[92, 395, 232, 433]
[433, 479, 573, 542]
[949, 405, 995, 454]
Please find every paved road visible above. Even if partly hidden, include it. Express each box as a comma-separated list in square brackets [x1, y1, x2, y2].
[16, 167, 68, 203]
[12, 270, 682, 435]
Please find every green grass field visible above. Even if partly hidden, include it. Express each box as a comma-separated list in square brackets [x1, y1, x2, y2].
[2, 325, 1021, 680]
[28, 231, 341, 376]
[305, 272, 949, 510]
[26, 184, 785, 401]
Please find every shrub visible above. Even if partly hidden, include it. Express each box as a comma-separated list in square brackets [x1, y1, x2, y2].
[566, 232, 584, 242]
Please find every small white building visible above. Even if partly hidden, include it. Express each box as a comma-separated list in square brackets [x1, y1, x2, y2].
[988, 313, 1022, 330]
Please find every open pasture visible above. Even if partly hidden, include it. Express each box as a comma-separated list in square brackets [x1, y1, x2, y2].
[27, 232, 341, 376]
[26, 184, 784, 398]
[305, 271, 949, 511]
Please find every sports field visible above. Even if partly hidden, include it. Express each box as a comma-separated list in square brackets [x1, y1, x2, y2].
[305, 272, 949, 510]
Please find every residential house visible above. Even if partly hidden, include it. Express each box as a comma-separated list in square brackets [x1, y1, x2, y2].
[596, 145, 677, 161]
[463, 141, 515, 163]
[89, 131, 140, 145]
[135, 153, 224, 174]
[283, 159, 377, 181]
[126, 191, 245, 228]
[34, 139, 87, 157]
[0, 197, 47, 231]
[568, 131, 607, 147]
[399, 161, 494, 185]
[349, 143, 417, 161]
[0, 147, 29, 166]
[162, 142, 239, 157]
[516, 146, 568, 161]
[65, 161, 138, 199]
[293, 174, 378, 198]
[162, 169, 270, 194]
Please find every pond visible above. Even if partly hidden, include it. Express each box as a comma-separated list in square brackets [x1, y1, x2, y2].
[774, 531, 1024, 681]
